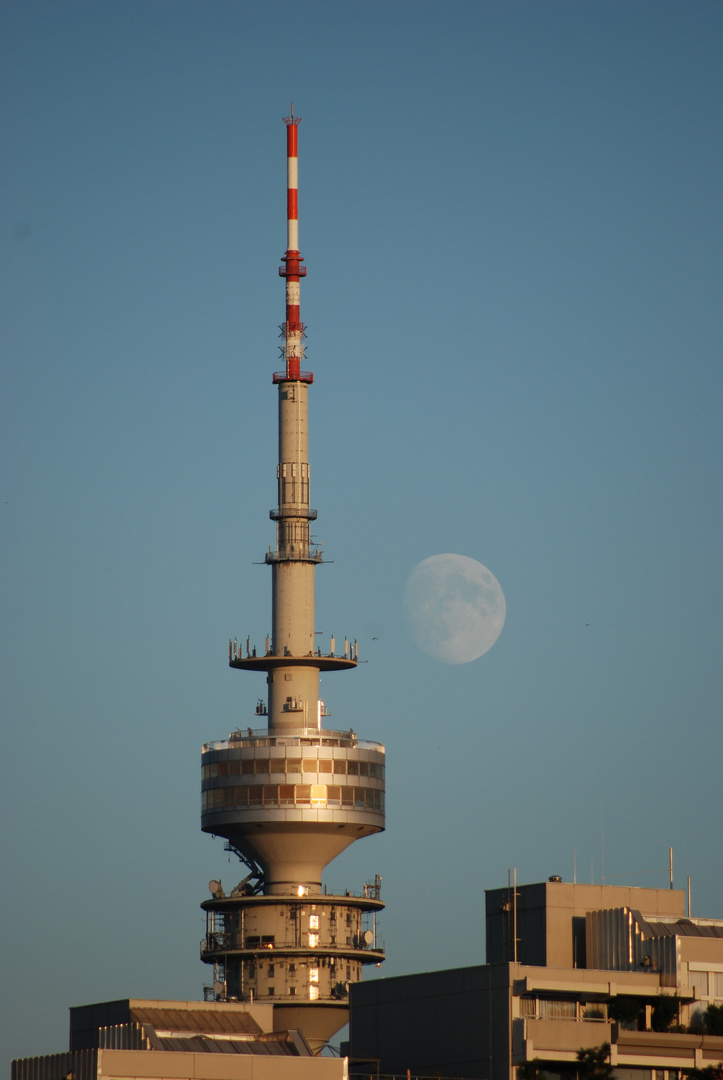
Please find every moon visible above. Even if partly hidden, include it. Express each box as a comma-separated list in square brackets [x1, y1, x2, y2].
[404, 554, 506, 664]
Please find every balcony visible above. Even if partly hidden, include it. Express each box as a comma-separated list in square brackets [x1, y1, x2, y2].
[272, 369, 313, 384]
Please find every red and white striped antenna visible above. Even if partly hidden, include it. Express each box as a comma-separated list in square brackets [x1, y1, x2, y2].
[276, 103, 312, 384]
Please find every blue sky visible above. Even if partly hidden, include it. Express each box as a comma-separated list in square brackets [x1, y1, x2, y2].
[2, 0, 722, 1063]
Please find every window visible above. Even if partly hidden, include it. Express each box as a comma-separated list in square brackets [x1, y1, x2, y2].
[583, 1003, 607, 1020]
[689, 968, 723, 1003]
[319, 759, 332, 773]
[309, 915, 319, 929]
[538, 999, 577, 1020]
[302, 758, 318, 773]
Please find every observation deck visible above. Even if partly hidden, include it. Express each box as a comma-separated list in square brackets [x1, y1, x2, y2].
[263, 546, 323, 564]
[272, 368, 314, 384]
[201, 736, 385, 825]
[229, 640, 358, 672]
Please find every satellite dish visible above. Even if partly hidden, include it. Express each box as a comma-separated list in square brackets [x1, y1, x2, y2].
[209, 879, 221, 894]
[213, 980, 224, 996]
[363, 929, 374, 947]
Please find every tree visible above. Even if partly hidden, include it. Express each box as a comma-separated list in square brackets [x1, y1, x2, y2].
[576, 1043, 614, 1080]
[686, 1065, 723, 1080]
[703, 1004, 723, 1037]
[518, 1058, 548, 1080]
[608, 996, 642, 1030]
[651, 993, 682, 1033]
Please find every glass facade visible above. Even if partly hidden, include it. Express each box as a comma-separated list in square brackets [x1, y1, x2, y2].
[201, 783, 384, 812]
[202, 758, 385, 780]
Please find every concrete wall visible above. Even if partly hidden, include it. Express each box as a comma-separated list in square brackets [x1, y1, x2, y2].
[13, 1049, 347, 1080]
[486, 882, 686, 969]
[349, 965, 512, 1080]
[96, 1048, 346, 1080]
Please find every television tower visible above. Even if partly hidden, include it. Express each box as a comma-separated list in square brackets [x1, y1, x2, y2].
[199, 108, 385, 1051]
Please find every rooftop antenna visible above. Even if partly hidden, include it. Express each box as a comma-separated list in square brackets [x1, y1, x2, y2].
[513, 867, 518, 963]
[601, 804, 605, 885]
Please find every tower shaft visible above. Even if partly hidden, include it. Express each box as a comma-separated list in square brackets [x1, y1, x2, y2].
[268, 109, 319, 735]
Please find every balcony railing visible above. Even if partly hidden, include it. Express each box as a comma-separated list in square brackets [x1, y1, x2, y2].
[272, 369, 313, 383]
[202, 729, 383, 751]
[519, 998, 609, 1021]
[200, 936, 385, 962]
